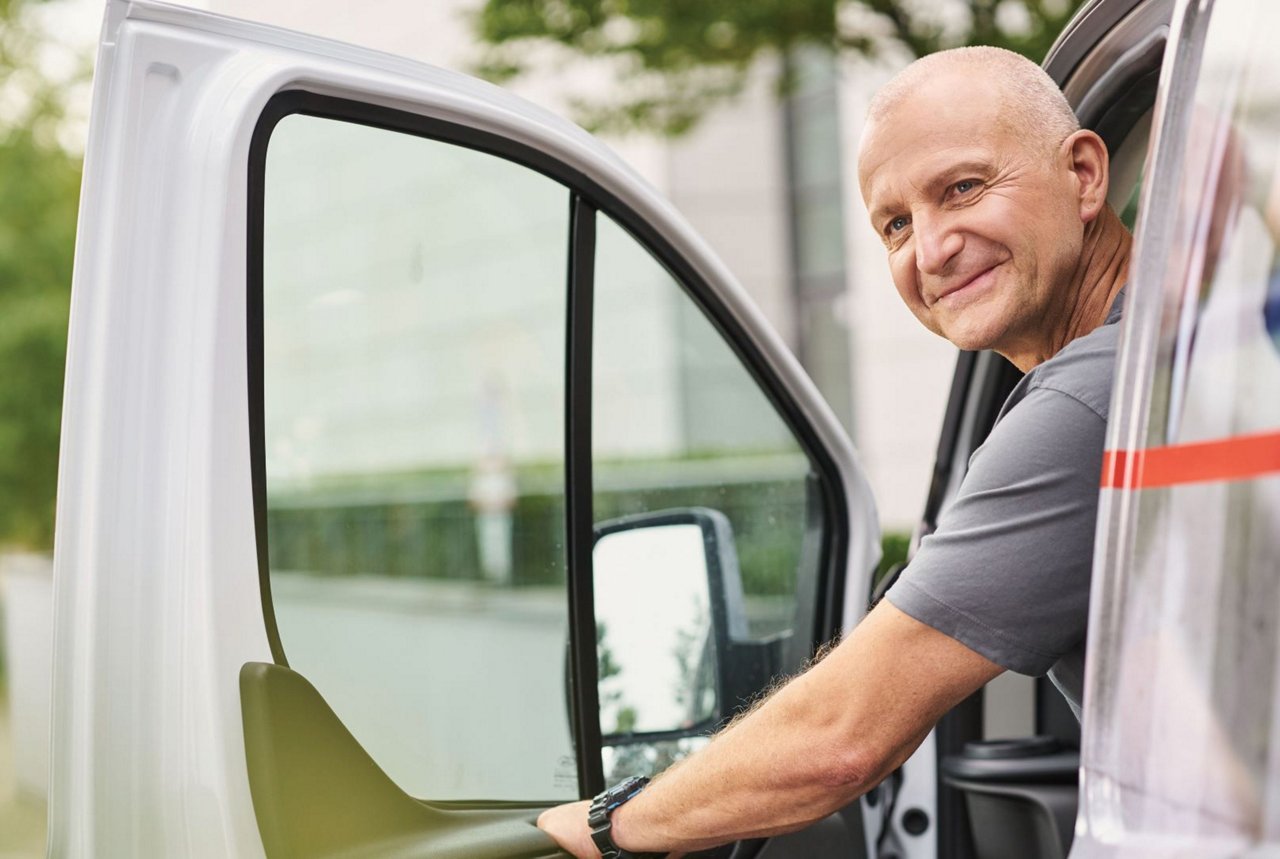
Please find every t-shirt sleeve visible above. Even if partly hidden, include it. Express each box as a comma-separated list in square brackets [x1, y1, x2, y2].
[885, 386, 1105, 676]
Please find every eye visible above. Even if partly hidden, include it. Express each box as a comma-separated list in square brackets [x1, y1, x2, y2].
[952, 179, 978, 196]
[888, 216, 910, 234]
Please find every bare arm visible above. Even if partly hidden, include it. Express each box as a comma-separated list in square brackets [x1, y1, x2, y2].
[538, 601, 1005, 856]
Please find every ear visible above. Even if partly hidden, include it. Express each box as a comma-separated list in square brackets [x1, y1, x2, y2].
[1062, 129, 1110, 224]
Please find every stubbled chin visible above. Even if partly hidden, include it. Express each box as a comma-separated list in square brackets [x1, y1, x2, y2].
[936, 307, 1007, 352]
[933, 279, 1008, 350]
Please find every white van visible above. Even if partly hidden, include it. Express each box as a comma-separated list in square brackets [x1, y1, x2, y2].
[42, 0, 1280, 856]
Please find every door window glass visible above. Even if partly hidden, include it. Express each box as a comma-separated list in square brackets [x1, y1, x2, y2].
[591, 213, 817, 783]
[261, 113, 576, 800]
[1081, 0, 1280, 847]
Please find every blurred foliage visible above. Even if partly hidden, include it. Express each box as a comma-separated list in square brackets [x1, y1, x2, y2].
[0, 0, 87, 548]
[267, 473, 807, 593]
[472, 0, 1090, 135]
[270, 476, 915, 603]
[875, 530, 910, 587]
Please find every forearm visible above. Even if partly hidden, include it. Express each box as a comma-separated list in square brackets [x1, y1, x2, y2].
[611, 666, 877, 853]
[536, 603, 1003, 858]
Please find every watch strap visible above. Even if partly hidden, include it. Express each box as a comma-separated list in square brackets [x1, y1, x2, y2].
[588, 776, 659, 858]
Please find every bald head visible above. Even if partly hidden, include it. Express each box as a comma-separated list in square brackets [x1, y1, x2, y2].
[867, 47, 1079, 156]
[855, 45, 1126, 370]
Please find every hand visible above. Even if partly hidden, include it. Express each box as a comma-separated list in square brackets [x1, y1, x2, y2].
[537, 800, 600, 859]
[537, 799, 687, 858]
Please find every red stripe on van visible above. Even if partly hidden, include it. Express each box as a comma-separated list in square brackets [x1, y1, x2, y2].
[1101, 429, 1280, 489]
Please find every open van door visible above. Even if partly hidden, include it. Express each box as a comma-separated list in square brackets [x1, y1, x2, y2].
[51, 1, 882, 856]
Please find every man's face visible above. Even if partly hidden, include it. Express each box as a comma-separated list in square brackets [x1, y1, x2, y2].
[857, 72, 1084, 355]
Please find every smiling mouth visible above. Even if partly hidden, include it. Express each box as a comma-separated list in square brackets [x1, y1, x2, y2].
[933, 264, 999, 306]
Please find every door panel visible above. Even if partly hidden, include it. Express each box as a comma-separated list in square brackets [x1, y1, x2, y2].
[240, 663, 562, 859]
[60, 2, 880, 855]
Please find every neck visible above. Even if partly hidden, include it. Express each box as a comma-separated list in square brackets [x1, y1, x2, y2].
[1006, 206, 1132, 372]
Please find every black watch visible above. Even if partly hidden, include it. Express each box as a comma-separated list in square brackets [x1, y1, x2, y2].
[587, 776, 659, 858]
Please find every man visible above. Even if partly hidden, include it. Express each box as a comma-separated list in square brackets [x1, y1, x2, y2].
[539, 45, 1132, 858]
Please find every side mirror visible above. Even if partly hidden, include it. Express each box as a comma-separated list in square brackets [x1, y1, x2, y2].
[592, 508, 789, 751]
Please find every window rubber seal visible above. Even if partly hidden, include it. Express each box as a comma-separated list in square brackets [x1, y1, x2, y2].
[245, 89, 851, 797]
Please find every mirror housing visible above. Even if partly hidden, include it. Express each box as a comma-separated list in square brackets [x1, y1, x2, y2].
[593, 507, 789, 742]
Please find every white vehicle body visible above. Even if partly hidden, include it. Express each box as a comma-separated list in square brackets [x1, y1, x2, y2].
[46, 0, 1280, 856]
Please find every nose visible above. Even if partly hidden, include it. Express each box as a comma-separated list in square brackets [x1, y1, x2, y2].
[913, 211, 963, 277]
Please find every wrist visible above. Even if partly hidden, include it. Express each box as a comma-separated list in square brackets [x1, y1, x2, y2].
[609, 802, 638, 852]
[612, 800, 671, 858]
[588, 776, 654, 858]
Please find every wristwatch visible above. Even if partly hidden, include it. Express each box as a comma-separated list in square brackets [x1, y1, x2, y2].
[587, 775, 659, 858]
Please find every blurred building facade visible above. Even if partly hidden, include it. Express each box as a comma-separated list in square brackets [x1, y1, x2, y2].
[208, 0, 959, 532]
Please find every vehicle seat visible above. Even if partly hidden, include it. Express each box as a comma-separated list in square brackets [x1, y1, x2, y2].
[940, 736, 1079, 859]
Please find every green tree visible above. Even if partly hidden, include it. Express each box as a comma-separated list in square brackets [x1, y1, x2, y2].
[472, 0, 1088, 135]
[0, 0, 87, 548]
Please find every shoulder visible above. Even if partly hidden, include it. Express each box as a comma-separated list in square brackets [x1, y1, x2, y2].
[1011, 317, 1121, 423]
[968, 385, 1108, 492]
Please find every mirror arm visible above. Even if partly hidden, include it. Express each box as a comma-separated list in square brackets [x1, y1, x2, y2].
[720, 632, 791, 720]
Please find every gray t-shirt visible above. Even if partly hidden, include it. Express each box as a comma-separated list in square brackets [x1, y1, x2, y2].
[886, 293, 1124, 718]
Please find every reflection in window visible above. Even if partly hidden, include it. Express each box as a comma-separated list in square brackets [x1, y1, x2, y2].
[1079, 1, 1280, 848]
[591, 213, 819, 783]
[262, 114, 576, 800]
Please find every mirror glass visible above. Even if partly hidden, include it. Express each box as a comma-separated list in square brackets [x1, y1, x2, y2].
[594, 523, 718, 737]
